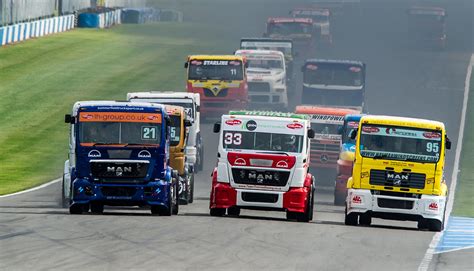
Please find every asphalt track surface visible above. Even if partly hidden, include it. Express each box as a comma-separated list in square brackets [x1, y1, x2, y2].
[0, 0, 473, 270]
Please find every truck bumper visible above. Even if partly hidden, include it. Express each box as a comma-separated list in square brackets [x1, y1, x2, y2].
[346, 189, 446, 222]
[71, 178, 172, 207]
[210, 182, 309, 213]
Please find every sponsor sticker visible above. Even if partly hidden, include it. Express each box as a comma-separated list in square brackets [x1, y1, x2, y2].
[423, 132, 442, 139]
[362, 126, 379, 133]
[349, 66, 361, 72]
[287, 122, 304, 129]
[246, 120, 257, 131]
[79, 112, 162, 123]
[190, 60, 203, 65]
[203, 60, 229, 66]
[306, 64, 318, 70]
[225, 119, 242, 126]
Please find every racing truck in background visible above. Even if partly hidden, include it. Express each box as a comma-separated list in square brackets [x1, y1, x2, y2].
[407, 6, 447, 50]
[185, 55, 248, 119]
[290, 7, 332, 46]
[164, 105, 194, 204]
[345, 115, 451, 231]
[127, 92, 204, 172]
[264, 18, 315, 58]
[62, 101, 178, 215]
[240, 38, 295, 85]
[295, 106, 360, 186]
[210, 111, 316, 222]
[334, 114, 362, 205]
[301, 59, 366, 110]
[235, 50, 288, 110]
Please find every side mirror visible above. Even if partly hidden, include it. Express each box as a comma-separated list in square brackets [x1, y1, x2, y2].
[196, 105, 200, 112]
[337, 126, 343, 135]
[446, 137, 451, 150]
[213, 122, 221, 133]
[65, 114, 75, 124]
[350, 129, 358, 140]
[184, 62, 189, 69]
[308, 129, 315, 139]
[184, 119, 192, 127]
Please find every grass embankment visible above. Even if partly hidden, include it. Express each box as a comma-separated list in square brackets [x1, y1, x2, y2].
[0, 22, 232, 195]
[452, 67, 474, 217]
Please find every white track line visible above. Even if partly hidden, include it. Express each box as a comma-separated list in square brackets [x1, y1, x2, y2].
[0, 178, 61, 199]
[418, 54, 474, 271]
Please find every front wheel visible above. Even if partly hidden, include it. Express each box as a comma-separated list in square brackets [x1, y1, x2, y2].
[61, 177, 70, 208]
[344, 207, 358, 226]
[188, 174, 194, 204]
[210, 208, 226, 217]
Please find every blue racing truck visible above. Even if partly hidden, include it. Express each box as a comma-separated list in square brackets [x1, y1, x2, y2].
[301, 59, 366, 110]
[62, 101, 178, 215]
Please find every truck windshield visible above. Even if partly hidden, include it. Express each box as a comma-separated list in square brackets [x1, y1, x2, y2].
[342, 120, 359, 144]
[188, 60, 243, 80]
[247, 57, 284, 70]
[79, 122, 161, 146]
[223, 130, 303, 153]
[268, 22, 312, 35]
[293, 13, 328, 23]
[311, 122, 342, 136]
[169, 115, 182, 146]
[359, 125, 442, 163]
[303, 63, 363, 87]
[410, 16, 444, 36]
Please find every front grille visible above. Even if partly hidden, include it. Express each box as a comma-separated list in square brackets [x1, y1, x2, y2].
[312, 143, 340, 152]
[248, 82, 271, 93]
[251, 95, 270, 103]
[90, 161, 149, 179]
[370, 170, 426, 189]
[101, 186, 137, 197]
[242, 192, 279, 203]
[232, 168, 290, 187]
[377, 198, 414, 209]
[203, 88, 228, 97]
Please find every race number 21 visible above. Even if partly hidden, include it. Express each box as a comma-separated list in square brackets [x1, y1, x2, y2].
[142, 126, 157, 140]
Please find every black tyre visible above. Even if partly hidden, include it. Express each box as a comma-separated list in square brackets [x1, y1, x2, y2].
[227, 206, 240, 217]
[286, 211, 297, 221]
[90, 203, 104, 214]
[188, 174, 195, 204]
[359, 213, 372, 226]
[296, 185, 314, 222]
[345, 207, 358, 226]
[69, 203, 84, 215]
[428, 219, 443, 232]
[61, 177, 70, 208]
[417, 219, 428, 230]
[172, 180, 179, 215]
[178, 176, 188, 205]
[210, 208, 226, 217]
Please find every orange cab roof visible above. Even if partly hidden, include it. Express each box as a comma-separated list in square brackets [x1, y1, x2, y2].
[295, 105, 360, 116]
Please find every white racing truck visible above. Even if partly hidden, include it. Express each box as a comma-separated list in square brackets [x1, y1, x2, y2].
[235, 50, 288, 110]
[127, 92, 204, 172]
[209, 111, 316, 222]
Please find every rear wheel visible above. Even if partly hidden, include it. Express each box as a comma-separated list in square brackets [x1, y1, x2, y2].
[178, 176, 188, 205]
[69, 203, 85, 215]
[227, 206, 240, 217]
[210, 208, 226, 217]
[344, 207, 358, 226]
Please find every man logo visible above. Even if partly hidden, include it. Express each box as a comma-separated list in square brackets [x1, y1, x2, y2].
[386, 173, 409, 186]
[107, 166, 132, 177]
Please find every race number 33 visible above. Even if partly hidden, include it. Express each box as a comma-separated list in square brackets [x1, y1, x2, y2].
[224, 132, 242, 145]
[142, 126, 157, 140]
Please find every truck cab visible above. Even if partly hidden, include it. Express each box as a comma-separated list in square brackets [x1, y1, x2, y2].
[295, 106, 359, 176]
[235, 50, 288, 109]
[334, 114, 362, 205]
[127, 91, 203, 172]
[301, 59, 366, 109]
[408, 6, 447, 49]
[345, 115, 450, 231]
[62, 101, 178, 216]
[165, 105, 194, 204]
[290, 7, 332, 45]
[184, 55, 248, 118]
[210, 111, 316, 222]
[265, 18, 315, 56]
[240, 38, 295, 84]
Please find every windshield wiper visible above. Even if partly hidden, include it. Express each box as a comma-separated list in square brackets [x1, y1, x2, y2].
[256, 151, 289, 156]
[91, 142, 120, 146]
[371, 154, 389, 160]
[124, 143, 159, 147]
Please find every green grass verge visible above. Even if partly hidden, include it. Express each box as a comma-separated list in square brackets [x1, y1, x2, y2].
[0, 22, 234, 195]
[452, 66, 474, 217]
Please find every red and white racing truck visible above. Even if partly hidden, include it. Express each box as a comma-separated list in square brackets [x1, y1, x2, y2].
[209, 111, 316, 222]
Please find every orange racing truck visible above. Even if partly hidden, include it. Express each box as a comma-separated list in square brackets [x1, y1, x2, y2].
[185, 55, 248, 118]
[295, 106, 360, 182]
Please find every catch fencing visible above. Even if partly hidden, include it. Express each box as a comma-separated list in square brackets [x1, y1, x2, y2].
[0, 0, 147, 26]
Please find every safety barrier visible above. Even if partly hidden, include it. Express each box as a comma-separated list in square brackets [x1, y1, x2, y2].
[0, 14, 75, 46]
[78, 9, 122, 29]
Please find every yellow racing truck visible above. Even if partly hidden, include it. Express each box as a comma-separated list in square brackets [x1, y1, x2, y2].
[345, 115, 451, 231]
[166, 105, 194, 204]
